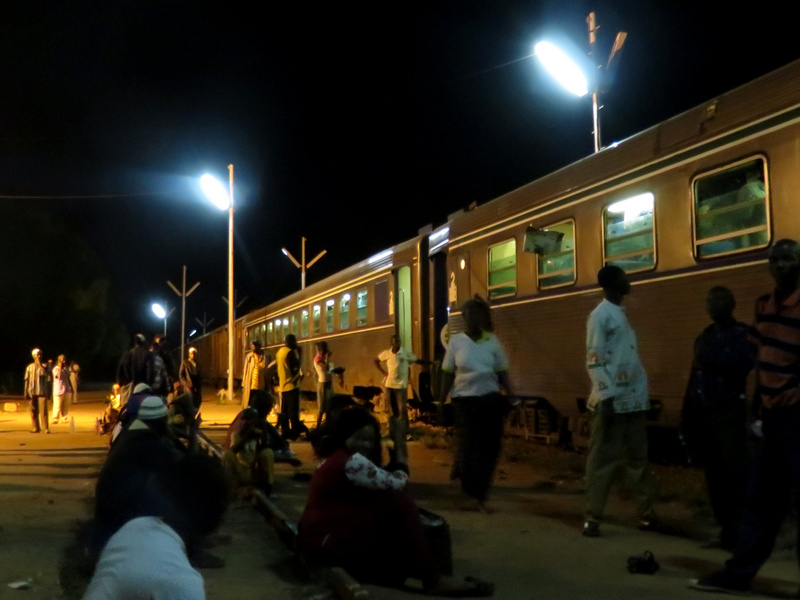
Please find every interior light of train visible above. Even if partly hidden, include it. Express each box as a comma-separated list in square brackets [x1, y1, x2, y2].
[282, 319, 289, 327]
[367, 249, 393, 264]
[326, 299, 334, 306]
[343, 293, 350, 301]
[606, 192, 654, 223]
[534, 41, 589, 97]
[460, 259, 466, 270]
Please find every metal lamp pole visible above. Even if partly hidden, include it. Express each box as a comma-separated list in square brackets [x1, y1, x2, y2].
[282, 237, 327, 290]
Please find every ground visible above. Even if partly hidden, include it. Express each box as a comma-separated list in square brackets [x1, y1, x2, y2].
[0, 392, 798, 599]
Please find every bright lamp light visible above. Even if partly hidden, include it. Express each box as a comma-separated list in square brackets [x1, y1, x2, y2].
[200, 174, 231, 210]
[151, 303, 166, 319]
[535, 41, 589, 97]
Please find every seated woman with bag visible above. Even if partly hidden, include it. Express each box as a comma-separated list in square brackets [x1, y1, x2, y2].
[297, 406, 493, 597]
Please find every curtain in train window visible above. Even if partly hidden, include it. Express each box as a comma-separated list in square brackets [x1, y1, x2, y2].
[537, 221, 576, 288]
[487, 239, 516, 299]
[313, 305, 321, 334]
[356, 289, 368, 326]
[301, 310, 309, 338]
[693, 158, 769, 258]
[603, 192, 655, 272]
[325, 300, 335, 332]
[340, 294, 350, 329]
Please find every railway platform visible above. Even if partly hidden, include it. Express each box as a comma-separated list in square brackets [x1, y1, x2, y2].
[1, 392, 798, 599]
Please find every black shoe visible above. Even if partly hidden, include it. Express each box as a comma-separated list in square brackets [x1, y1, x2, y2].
[582, 520, 600, 537]
[638, 518, 659, 532]
[689, 571, 751, 595]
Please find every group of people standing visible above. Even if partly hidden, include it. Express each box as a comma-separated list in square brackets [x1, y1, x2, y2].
[23, 349, 80, 433]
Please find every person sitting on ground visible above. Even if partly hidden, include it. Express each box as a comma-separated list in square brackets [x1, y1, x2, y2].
[221, 392, 300, 495]
[83, 453, 230, 600]
[297, 406, 494, 597]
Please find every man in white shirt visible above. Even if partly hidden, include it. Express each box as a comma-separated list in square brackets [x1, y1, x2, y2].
[583, 265, 656, 537]
[375, 335, 426, 467]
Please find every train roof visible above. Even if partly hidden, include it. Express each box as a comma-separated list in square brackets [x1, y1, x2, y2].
[448, 58, 800, 243]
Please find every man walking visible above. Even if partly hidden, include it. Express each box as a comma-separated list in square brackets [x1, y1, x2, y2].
[583, 265, 656, 537]
[693, 239, 800, 595]
[276, 335, 305, 440]
[24, 348, 49, 433]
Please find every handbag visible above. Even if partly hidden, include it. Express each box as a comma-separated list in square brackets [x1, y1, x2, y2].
[418, 507, 453, 576]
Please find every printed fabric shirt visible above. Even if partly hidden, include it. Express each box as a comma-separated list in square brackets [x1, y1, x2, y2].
[751, 288, 800, 409]
[24, 362, 47, 397]
[83, 516, 205, 600]
[586, 299, 649, 413]
[377, 347, 418, 389]
[441, 331, 509, 398]
[344, 451, 408, 490]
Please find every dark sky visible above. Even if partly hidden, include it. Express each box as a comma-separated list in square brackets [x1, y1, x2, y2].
[1, 1, 797, 341]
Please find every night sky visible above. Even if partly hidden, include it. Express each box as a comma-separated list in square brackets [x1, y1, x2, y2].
[1, 1, 797, 349]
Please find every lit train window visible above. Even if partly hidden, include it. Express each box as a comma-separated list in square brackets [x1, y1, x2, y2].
[487, 239, 516, 299]
[282, 318, 289, 340]
[326, 300, 335, 332]
[313, 305, 321, 334]
[537, 220, 576, 289]
[603, 192, 655, 272]
[267, 322, 273, 345]
[274, 319, 282, 343]
[693, 157, 769, 258]
[340, 294, 350, 329]
[290, 315, 298, 337]
[357, 290, 368, 326]
[301, 310, 309, 338]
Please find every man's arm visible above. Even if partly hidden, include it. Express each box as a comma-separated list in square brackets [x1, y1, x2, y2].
[586, 312, 616, 409]
[374, 358, 388, 377]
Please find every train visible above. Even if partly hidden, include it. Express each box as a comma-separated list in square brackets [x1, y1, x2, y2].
[192, 58, 800, 441]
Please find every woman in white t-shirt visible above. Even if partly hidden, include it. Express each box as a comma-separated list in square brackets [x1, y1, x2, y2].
[439, 297, 514, 513]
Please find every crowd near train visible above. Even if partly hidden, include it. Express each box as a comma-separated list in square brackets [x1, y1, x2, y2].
[192, 59, 800, 444]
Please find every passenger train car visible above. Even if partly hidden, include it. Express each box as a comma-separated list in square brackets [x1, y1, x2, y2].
[194, 59, 800, 439]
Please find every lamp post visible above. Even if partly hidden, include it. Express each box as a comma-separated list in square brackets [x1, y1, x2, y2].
[535, 12, 626, 153]
[167, 265, 200, 365]
[201, 166, 235, 402]
[282, 237, 326, 290]
[151, 302, 175, 337]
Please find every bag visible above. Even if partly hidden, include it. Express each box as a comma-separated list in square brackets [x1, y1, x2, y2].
[627, 551, 660, 575]
[418, 507, 452, 576]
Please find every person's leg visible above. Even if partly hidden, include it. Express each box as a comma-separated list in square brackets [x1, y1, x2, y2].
[584, 410, 624, 524]
[38, 396, 51, 432]
[51, 394, 62, 422]
[724, 420, 790, 583]
[622, 411, 657, 523]
[29, 397, 40, 432]
[458, 394, 505, 506]
[61, 392, 71, 421]
[316, 381, 325, 427]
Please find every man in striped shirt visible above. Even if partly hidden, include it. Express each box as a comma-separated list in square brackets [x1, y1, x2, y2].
[693, 239, 800, 596]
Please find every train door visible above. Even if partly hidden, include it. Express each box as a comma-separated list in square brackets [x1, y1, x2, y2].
[395, 265, 413, 351]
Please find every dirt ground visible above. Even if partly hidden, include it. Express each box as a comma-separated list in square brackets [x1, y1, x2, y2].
[1, 394, 798, 599]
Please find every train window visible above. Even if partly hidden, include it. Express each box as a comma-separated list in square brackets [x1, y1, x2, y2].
[274, 319, 282, 343]
[290, 315, 298, 337]
[301, 310, 309, 338]
[326, 300, 335, 332]
[488, 239, 516, 299]
[340, 294, 350, 329]
[281, 318, 289, 341]
[693, 158, 769, 258]
[313, 304, 321, 334]
[357, 289, 368, 326]
[603, 192, 655, 272]
[537, 220, 576, 289]
[267, 322, 273, 345]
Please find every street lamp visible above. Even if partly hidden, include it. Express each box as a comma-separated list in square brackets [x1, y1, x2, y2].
[535, 12, 626, 153]
[151, 302, 175, 337]
[282, 237, 327, 290]
[200, 166, 235, 403]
